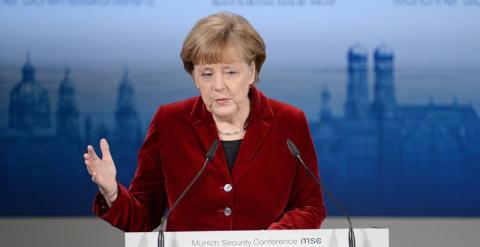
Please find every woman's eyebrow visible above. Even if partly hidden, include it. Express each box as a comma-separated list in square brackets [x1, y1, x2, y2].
[222, 65, 238, 69]
[197, 66, 212, 71]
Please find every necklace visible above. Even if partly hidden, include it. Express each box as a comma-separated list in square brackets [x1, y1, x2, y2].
[217, 121, 249, 136]
[217, 128, 246, 136]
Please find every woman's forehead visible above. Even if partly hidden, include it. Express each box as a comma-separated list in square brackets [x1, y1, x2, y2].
[194, 44, 248, 67]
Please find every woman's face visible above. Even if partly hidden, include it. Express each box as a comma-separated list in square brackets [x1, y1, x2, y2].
[193, 48, 255, 120]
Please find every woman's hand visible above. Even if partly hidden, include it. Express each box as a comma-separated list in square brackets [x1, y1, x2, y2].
[84, 138, 118, 206]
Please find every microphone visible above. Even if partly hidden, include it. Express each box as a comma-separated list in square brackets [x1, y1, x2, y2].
[158, 139, 219, 247]
[286, 139, 356, 247]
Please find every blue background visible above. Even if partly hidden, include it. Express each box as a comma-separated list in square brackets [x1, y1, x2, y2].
[0, 0, 479, 216]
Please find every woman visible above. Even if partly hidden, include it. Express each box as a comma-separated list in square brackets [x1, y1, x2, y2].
[84, 12, 326, 232]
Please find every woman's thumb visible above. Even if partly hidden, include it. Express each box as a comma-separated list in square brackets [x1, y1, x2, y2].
[100, 138, 112, 159]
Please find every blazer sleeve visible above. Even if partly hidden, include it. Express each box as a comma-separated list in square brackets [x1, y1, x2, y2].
[92, 107, 167, 232]
[267, 110, 327, 229]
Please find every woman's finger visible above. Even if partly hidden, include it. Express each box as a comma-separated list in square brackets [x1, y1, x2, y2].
[100, 138, 112, 160]
[87, 145, 100, 161]
[84, 159, 95, 174]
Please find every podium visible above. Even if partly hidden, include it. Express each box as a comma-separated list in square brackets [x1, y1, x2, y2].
[125, 228, 389, 247]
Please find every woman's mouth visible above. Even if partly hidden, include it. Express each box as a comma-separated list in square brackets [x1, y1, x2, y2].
[214, 98, 230, 105]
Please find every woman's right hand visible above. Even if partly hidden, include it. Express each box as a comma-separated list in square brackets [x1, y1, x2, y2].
[84, 138, 118, 206]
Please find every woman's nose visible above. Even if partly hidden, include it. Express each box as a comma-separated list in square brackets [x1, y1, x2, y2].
[213, 73, 226, 91]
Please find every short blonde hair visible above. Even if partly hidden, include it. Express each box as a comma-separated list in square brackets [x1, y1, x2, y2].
[180, 12, 266, 83]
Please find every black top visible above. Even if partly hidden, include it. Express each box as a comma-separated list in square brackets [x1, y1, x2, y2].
[221, 139, 242, 172]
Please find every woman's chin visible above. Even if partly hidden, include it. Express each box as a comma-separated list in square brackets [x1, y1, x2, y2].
[211, 106, 236, 118]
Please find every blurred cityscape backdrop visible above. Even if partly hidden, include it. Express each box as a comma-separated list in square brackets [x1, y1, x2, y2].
[0, 0, 479, 216]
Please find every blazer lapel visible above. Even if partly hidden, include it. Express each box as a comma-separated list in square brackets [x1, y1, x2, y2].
[233, 119, 271, 171]
[192, 121, 227, 172]
[233, 86, 274, 173]
[191, 98, 229, 175]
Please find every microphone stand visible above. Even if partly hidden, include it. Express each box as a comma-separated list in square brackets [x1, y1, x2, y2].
[287, 139, 356, 247]
[157, 140, 218, 247]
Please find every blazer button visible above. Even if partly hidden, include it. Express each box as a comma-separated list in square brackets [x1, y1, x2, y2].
[224, 207, 232, 216]
[224, 184, 233, 192]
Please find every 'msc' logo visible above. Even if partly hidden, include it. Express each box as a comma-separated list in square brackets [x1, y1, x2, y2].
[300, 237, 322, 245]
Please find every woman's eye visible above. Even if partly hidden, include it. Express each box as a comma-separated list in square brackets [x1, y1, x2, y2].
[226, 71, 237, 75]
[201, 73, 212, 77]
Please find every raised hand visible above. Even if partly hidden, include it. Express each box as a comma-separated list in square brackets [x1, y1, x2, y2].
[84, 138, 118, 206]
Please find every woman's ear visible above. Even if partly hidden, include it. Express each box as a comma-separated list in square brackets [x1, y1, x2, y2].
[194, 80, 199, 89]
[249, 62, 256, 85]
[191, 70, 200, 88]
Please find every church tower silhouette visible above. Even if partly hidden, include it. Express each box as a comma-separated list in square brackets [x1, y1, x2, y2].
[56, 68, 80, 142]
[345, 44, 369, 120]
[114, 68, 142, 144]
[8, 52, 51, 132]
[372, 44, 396, 120]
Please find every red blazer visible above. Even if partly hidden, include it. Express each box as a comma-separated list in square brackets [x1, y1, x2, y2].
[93, 86, 326, 231]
